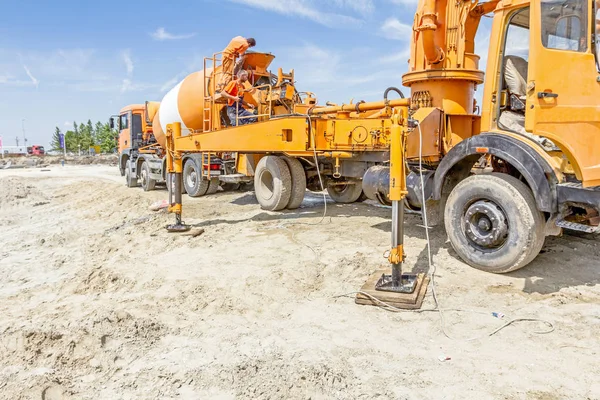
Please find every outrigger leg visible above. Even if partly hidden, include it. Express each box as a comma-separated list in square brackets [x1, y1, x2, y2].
[166, 122, 191, 233]
[356, 111, 428, 309]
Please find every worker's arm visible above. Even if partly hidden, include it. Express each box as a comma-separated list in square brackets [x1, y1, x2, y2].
[220, 90, 238, 102]
[239, 97, 254, 109]
[221, 89, 254, 109]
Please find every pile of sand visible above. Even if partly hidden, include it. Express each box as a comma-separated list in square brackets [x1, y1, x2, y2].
[0, 176, 50, 209]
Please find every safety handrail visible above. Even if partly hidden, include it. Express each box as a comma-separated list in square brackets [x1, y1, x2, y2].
[234, 83, 273, 126]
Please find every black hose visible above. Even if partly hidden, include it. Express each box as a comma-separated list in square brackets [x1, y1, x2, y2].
[384, 87, 405, 101]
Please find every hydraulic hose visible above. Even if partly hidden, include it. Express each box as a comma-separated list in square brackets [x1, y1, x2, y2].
[384, 87, 405, 101]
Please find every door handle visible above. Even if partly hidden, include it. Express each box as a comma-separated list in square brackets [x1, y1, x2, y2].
[537, 92, 558, 99]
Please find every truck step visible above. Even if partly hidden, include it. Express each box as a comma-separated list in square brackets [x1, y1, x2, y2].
[556, 218, 600, 234]
[219, 174, 253, 184]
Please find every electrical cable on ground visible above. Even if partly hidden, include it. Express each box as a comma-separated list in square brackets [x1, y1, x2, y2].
[271, 114, 330, 265]
[335, 119, 555, 341]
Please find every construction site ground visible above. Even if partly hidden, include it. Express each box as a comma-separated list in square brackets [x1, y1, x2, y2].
[1, 164, 599, 400]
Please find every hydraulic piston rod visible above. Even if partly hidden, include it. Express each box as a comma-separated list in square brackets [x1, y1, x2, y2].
[375, 108, 418, 293]
[166, 122, 190, 232]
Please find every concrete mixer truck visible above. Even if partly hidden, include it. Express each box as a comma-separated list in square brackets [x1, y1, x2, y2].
[158, 51, 414, 212]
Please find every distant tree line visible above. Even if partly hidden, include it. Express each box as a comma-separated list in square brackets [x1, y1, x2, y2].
[51, 120, 117, 154]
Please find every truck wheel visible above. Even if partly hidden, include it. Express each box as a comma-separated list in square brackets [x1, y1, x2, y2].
[119, 159, 126, 177]
[125, 160, 138, 188]
[183, 160, 210, 197]
[444, 173, 546, 273]
[254, 155, 292, 211]
[327, 181, 363, 203]
[140, 161, 156, 192]
[206, 178, 220, 195]
[282, 157, 306, 209]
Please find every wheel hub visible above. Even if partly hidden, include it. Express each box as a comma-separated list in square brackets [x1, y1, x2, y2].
[188, 170, 197, 187]
[464, 200, 508, 248]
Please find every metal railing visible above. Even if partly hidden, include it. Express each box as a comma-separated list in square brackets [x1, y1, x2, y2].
[233, 83, 273, 126]
[203, 51, 225, 133]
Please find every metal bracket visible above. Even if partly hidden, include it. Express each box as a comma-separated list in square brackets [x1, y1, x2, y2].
[375, 273, 418, 294]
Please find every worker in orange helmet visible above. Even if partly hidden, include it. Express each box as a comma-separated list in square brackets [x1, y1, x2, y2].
[219, 36, 256, 90]
[221, 70, 257, 126]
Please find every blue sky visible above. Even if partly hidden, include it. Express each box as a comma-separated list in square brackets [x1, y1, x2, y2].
[0, 0, 492, 149]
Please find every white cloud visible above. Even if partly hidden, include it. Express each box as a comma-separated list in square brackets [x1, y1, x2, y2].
[15, 49, 109, 84]
[0, 71, 38, 87]
[22, 65, 39, 87]
[331, 0, 374, 14]
[159, 54, 204, 93]
[120, 50, 135, 93]
[122, 50, 134, 76]
[380, 18, 413, 40]
[226, 0, 363, 27]
[150, 27, 196, 41]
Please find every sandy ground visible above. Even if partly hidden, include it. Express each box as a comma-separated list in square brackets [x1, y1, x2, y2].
[0, 165, 599, 400]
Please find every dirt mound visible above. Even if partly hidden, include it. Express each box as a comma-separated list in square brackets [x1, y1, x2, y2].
[45, 155, 118, 166]
[0, 177, 50, 208]
[0, 155, 118, 169]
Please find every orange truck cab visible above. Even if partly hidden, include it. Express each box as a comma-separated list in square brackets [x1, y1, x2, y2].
[111, 102, 164, 187]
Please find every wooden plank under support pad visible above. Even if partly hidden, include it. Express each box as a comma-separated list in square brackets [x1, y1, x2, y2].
[355, 270, 430, 310]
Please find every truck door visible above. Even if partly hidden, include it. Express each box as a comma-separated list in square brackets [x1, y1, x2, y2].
[118, 112, 131, 151]
[526, 0, 600, 187]
[131, 113, 143, 148]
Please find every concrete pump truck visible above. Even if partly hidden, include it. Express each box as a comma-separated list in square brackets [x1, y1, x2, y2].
[359, 0, 600, 274]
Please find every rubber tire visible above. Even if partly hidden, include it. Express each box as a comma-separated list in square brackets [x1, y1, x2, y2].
[206, 178, 220, 195]
[119, 156, 127, 176]
[183, 160, 210, 197]
[326, 181, 363, 203]
[254, 155, 292, 211]
[125, 160, 138, 188]
[282, 157, 306, 209]
[444, 173, 546, 273]
[140, 161, 156, 192]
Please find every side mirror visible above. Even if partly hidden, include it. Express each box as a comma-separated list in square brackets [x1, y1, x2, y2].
[109, 118, 114, 129]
